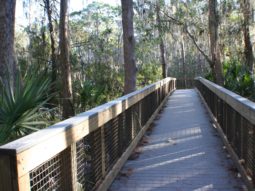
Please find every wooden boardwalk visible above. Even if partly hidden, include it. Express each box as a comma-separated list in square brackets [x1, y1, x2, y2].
[109, 89, 245, 191]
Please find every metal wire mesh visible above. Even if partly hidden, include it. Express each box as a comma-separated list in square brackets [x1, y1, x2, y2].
[30, 148, 72, 191]
[117, 112, 128, 154]
[132, 103, 142, 138]
[141, 92, 157, 126]
[104, 116, 121, 173]
[123, 108, 133, 150]
[233, 114, 242, 157]
[76, 128, 103, 191]
[242, 117, 255, 181]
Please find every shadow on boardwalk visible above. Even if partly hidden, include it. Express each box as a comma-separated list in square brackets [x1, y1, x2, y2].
[109, 89, 245, 191]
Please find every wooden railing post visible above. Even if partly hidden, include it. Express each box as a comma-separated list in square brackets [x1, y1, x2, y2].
[131, 108, 135, 140]
[70, 143, 77, 191]
[0, 154, 18, 191]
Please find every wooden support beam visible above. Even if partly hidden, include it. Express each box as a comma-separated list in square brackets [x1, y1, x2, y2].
[70, 143, 77, 191]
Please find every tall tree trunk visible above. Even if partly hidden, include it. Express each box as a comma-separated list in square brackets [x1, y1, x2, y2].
[0, 0, 16, 87]
[44, 0, 57, 97]
[156, 0, 167, 78]
[209, 0, 224, 85]
[59, 0, 74, 119]
[121, 0, 136, 94]
[181, 31, 186, 88]
[240, 0, 254, 73]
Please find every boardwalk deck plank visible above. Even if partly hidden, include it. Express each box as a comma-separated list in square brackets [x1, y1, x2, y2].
[109, 89, 245, 191]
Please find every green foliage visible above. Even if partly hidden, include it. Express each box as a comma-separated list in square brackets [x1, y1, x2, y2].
[204, 71, 214, 82]
[0, 70, 52, 144]
[79, 80, 107, 109]
[224, 60, 255, 99]
[74, 63, 123, 111]
[137, 63, 162, 86]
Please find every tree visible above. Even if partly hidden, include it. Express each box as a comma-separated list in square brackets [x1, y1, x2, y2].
[43, 0, 58, 97]
[180, 29, 186, 87]
[121, 0, 137, 94]
[240, 0, 254, 73]
[0, 0, 17, 87]
[208, 0, 224, 85]
[160, 0, 224, 84]
[156, 0, 167, 78]
[59, 0, 74, 119]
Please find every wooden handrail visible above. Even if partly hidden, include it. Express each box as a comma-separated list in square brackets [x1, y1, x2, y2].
[0, 77, 176, 191]
[195, 77, 255, 189]
[196, 77, 255, 125]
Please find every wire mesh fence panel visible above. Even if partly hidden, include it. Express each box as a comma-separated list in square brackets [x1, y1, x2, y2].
[76, 136, 92, 191]
[217, 97, 224, 127]
[228, 107, 236, 147]
[233, 114, 242, 158]
[104, 117, 121, 173]
[222, 102, 228, 134]
[76, 128, 103, 191]
[118, 112, 128, 154]
[123, 108, 133, 150]
[132, 103, 141, 138]
[141, 94, 152, 127]
[242, 117, 255, 182]
[245, 122, 255, 184]
[30, 148, 72, 191]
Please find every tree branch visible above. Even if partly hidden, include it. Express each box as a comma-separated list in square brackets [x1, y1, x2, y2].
[149, 2, 213, 67]
[184, 26, 213, 67]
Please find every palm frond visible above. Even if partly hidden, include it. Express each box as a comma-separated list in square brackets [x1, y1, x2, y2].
[0, 70, 54, 145]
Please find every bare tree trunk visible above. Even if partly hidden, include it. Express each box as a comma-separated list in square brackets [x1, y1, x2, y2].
[181, 31, 186, 88]
[121, 0, 136, 94]
[209, 0, 224, 85]
[59, 0, 74, 119]
[0, 0, 17, 87]
[240, 0, 254, 73]
[156, 0, 167, 78]
[44, 0, 58, 96]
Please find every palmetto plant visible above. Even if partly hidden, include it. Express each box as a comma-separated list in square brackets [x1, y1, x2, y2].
[224, 60, 255, 99]
[0, 70, 52, 145]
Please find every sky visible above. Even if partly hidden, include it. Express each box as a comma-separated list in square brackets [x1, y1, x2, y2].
[16, 0, 120, 29]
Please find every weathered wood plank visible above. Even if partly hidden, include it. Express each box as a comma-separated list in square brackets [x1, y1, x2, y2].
[17, 173, 30, 191]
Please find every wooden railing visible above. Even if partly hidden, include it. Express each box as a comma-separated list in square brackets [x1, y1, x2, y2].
[195, 77, 255, 190]
[0, 77, 176, 191]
